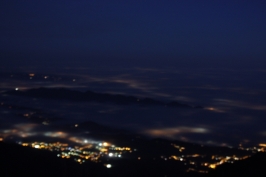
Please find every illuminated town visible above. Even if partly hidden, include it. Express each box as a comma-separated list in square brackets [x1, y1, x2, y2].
[1, 138, 262, 174]
[17, 140, 132, 168]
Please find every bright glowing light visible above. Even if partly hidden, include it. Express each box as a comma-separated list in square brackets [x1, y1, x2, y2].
[100, 148, 108, 152]
[34, 145, 40, 149]
[106, 164, 112, 168]
[103, 142, 108, 146]
[0, 138, 3, 141]
[99, 143, 102, 146]
[108, 153, 113, 157]
[15, 88, 19, 91]
[75, 124, 78, 127]
[209, 164, 216, 169]
[22, 143, 28, 146]
[84, 140, 88, 143]
[259, 144, 266, 147]
[118, 154, 121, 157]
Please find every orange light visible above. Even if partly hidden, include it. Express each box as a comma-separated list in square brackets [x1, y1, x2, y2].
[209, 164, 216, 169]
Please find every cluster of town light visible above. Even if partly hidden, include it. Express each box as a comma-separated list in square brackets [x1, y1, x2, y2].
[17, 140, 132, 168]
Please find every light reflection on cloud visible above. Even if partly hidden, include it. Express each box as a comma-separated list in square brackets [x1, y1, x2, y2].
[260, 132, 266, 136]
[192, 140, 231, 147]
[44, 84, 87, 89]
[68, 136, 96, 144]
[0, 124, 39, 138]
[44, 131, 68, 138]
[14, 123, 38, 132]
[0, 129, 37, 138]
[204, 107, 226, 113]
[143, 126, 209, 139]
[57, 73, 159, 96]
[60, 72, 181, 100]
[213, 99, 266, 112]
[0, 123, 101, 146]
[112, 78, 155, 92]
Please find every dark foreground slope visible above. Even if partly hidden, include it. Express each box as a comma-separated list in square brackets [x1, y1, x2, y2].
[0, 141, 204, 177]
[0, 142, 107, 177]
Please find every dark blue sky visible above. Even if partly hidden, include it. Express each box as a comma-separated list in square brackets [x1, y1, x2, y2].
[1, 0, 266, 70]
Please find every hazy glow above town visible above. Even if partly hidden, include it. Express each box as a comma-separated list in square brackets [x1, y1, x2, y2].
[0, 67, 266, 147]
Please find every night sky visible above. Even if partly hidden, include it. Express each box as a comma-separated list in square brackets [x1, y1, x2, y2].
[1, 0, 266, 69]
[1, 1, 266, 146]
